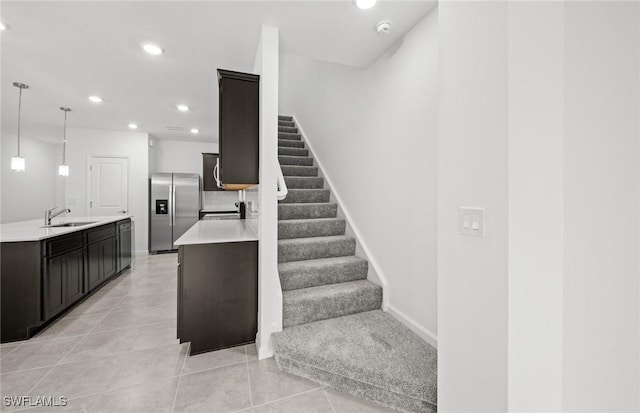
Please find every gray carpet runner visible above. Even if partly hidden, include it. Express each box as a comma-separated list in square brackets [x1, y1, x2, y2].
[273, 115, 437, 413]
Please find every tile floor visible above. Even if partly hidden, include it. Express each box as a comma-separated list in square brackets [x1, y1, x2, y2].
[1, 253, 396, 413]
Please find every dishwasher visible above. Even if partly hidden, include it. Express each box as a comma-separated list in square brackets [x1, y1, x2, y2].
[117, 220, 132, 272]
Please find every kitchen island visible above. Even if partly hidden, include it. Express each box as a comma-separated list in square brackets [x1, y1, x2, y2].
[0, 216, 132, 342]
[174, 219, 258, 355]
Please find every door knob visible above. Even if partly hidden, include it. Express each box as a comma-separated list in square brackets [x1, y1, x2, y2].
[119, 210, 127, 214]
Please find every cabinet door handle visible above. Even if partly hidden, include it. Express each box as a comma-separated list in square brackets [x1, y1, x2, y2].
[119, 210, 126, 214]
[214, 158, 222, 189]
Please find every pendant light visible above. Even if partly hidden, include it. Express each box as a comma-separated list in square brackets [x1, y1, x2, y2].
[11, 82, 29, 171]
[58, 107, 71, 176]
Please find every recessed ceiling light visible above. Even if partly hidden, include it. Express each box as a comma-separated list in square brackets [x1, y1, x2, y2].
[88, 95, 103, 103]
[141, 43, 164, 56]
[128, 123, 138, 129]
[190, 128, 199, 134]
[176, 104, 189, 112]
[354, 0, 376, 10]
[0, 22, 7, 31]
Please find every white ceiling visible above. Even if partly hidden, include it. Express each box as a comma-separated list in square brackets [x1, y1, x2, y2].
[1, 1, 436, 143]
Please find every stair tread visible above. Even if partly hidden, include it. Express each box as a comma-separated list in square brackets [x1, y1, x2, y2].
[278, 234, 353, 245]
[279, 256, 368, 291]
[283, 279, 379, 301]
[273, 310, 437, 410]
[278, 255, 367, 270]
[282, 279, 382, 328]
[279, 217, 343, 224]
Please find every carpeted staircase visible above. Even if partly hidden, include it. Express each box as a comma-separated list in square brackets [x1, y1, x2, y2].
[272, 115, 437, 413]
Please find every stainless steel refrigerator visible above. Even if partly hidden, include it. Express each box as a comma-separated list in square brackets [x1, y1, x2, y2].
[150, 173, 200, 252]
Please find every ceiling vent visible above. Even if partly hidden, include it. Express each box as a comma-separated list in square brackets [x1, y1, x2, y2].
[165, 126, 185, 131]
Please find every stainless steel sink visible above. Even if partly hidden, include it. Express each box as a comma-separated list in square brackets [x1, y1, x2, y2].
[43, 221, 98, 228]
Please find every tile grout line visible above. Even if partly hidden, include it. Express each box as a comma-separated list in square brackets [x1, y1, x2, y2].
[250, 386, 326, 410]
[21, 291, 129, 397]
[170, 342, 190, 413]
[245, 348, 254, 409]
[322, 388, 337, 413]
[19, 275, 141, 398]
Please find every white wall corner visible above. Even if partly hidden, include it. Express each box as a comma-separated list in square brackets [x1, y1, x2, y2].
[255, 25, 282, 360]
[292, 116, 390, 310]
[386, 304, 438, 349]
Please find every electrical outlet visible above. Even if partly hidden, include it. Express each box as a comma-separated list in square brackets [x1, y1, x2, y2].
[459, 207, 485, 238]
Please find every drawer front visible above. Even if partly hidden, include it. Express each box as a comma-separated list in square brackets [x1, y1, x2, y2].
[44, 232, 84, 257]
[86, 224, 116, 244]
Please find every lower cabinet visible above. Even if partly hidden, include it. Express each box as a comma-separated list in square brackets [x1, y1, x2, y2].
[178, 241, 258, 355]
[87, 230, 117, 291]
[87, 238, 117, 291]
[0, 218, 130, 343]
[43, 248, 85, 320]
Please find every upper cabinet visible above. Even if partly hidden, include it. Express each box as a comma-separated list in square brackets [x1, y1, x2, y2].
[217, 69, 260, 191]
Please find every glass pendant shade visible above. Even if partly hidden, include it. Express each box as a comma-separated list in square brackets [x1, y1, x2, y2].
[11, 156, 25, 171]
[58, 164, 69, 176]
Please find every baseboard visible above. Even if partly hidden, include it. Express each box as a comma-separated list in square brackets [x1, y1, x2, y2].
[134, 250, 149, 256]
[292, 115, 390, 310]
[386, 305, 438, 349]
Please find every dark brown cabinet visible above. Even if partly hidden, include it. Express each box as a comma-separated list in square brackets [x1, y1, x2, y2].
[1, 218, 130, 343]
[202, 153, 223, 191]
[43, 232, 85, 320]
[88, 237, 116, 291]
[44, 248, 84, 320]
[217, 69, 259, 190]
[177, 241, 258, 355]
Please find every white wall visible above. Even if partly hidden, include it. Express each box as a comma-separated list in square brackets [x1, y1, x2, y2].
[65, 127, 149, 254]
[154, 139, 217, 174]
[254, 25, 282, 360]
[1, 134, 64, 223]
[437, 2, 509, 410]
[562, 2, 639, 410]
[151, 138, 238, 211]
[507, 2, 564, 411]
[438, 1, 640, 411]
[279, 9, 439, 343]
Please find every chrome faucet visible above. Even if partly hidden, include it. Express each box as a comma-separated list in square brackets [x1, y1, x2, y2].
[44, 207, 71, 226]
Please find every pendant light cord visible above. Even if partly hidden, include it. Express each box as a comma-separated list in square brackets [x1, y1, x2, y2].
[16, 86, 22, 157]
[62, 109, 67, 164]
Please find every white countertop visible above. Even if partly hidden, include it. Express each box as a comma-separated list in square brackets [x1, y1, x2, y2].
[174, 219, 258, 246]
[0, 216, 132, 243]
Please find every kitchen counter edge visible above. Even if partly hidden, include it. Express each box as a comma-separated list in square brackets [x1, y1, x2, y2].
[0, 216, 133, 243]
[174, 219, 258, 246]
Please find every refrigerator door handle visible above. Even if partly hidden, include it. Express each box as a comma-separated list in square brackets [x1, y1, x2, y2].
[171, 184, 176, 226]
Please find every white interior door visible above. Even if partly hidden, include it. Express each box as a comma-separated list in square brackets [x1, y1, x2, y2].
[89, 156, 129, 217]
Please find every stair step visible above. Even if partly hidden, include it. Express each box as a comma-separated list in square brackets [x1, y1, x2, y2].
[278, 256, 368, 291]
[278, 203, 337, 220]
[278, 132, 302, 141]
[273, 310, 437, 413]
[278, 155, 313, 166]
[279, 126, 298, 134]
[278, 120, 295, 128]
[284, 177, 323, 189]
[281, 165, 318, 177]
[282, 280, 382, 328]
[278, 115, 293, 121]
[279, 147, 309, 157]
[278, 139, 305, 148]
[279, 218, 346, 240]
[279, 189, 330, 204]
[278, 235, 355, 263]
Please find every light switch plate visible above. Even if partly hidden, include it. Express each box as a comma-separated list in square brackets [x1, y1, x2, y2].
[459, 207, 485, 238]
